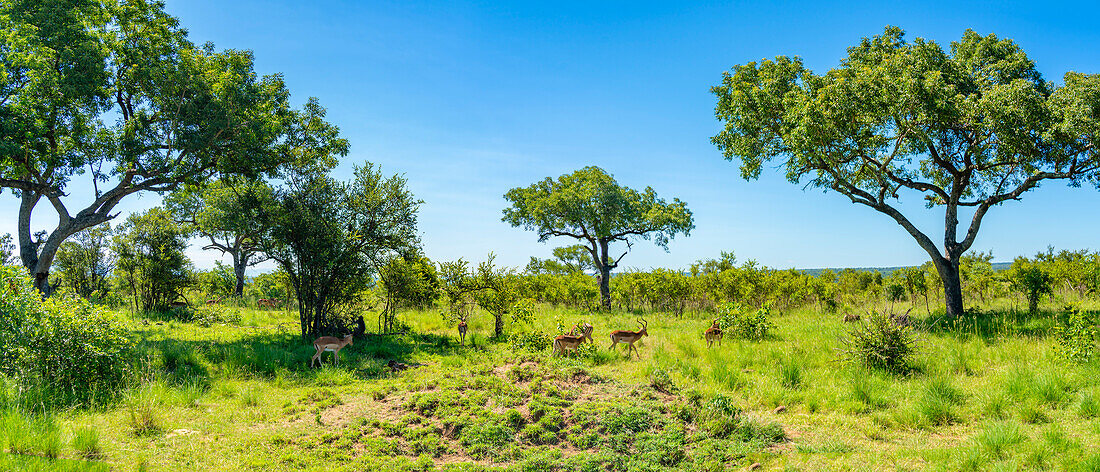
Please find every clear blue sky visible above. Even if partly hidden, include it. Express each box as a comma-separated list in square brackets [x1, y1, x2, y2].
[5, 0, 1100, 272]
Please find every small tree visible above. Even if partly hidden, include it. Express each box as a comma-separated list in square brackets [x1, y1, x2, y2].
[0, 234, 16, 265]
[1008, 257, 1053, 313]
[54, 224, 114, 300]
[378, 254, 440, 333]
[503, 166, 694, 309]
[112, 208, 192, 313]
[711, 27, 1100, 317]
[256, 165, 421, 338]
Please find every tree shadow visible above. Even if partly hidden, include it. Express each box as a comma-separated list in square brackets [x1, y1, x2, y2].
[131, 326, 471, 385]
[917, 307, 1081, 342]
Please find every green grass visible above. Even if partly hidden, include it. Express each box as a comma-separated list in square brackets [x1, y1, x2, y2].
[3, 297, 1098, 470]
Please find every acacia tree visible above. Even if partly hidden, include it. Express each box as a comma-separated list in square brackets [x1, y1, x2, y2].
[165, 179, 272, 297]
[711, 27, 1100, 316]
[503, 166, 694, 309]
[0, 0, 301, 294]
[256, 165, 421, 339]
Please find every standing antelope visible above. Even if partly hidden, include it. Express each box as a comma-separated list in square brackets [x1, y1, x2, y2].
[310, 334, 354, 367]
[609, 319, 648, 358]
[554, 320, 594, 357]
[457, 318, 468, 346]
[704, 319, 723, 348]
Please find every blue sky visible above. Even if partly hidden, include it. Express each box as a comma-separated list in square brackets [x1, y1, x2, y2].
[4, 0, 1100, 272]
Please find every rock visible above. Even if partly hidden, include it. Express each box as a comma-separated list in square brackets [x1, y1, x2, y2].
[773, 405, 787, 414]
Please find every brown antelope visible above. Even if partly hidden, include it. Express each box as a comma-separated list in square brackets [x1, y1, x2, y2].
[843, 313, 861, 322]
[310, 334, 354, 367]
[552, 333, 587, 357]
[257, 298, 274, 308]
[457, 319, 468, 346]
[206, 297, 222, 305]
[609, 319, 648, 358]
[704, 319, 723, 348]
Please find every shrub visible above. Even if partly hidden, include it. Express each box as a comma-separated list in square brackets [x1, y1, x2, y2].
[0, 266, 133, 408]
[1054, 308, 1097, 363]
[840, 312, 917, 374]
[1008, 258, 1053, 313]
[509, 330, 552, 352]
[716, 303, 773, 341]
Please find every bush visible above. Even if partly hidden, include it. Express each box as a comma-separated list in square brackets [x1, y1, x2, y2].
[510, 330, 552, 352]
[840, 312, 917, 374]
[1054, 308, 1097, 363]
[716, 303, 773, 341]
[0, 266, 133, 408]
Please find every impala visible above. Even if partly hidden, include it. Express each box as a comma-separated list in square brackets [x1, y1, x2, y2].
[568, 320, 594, 343]
[609, 319, 648, 358]
[704, 319, 723, 348]
[310, 334, 354, 367]
[552, 332, 588, 357]
[457, 318, 468, 346]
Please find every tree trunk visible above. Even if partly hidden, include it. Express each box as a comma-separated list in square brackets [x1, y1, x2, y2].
[494, 313, 504, 339]
[598, 265, 611, 310]
[233, 253, 248, 297]
[933, 258, 964, 317]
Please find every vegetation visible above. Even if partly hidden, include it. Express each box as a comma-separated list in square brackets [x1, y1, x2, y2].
[711, 26, 1100, 317]
[503, 166, 695, 310]
[256, 165, 421, 338]
[112, 208, 193, 314]
[3, 4, 1100, 470]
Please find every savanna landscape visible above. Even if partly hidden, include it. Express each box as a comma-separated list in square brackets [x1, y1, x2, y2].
[3, 1, 1100, 471]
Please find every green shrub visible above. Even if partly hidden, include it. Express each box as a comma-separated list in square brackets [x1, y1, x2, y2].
[840, 312, 917, 374]
[1054, 308, 1097, 363]
[0, 266, 133, 408]
[716, 303, 773, 340]
[509, 330, 552, 352]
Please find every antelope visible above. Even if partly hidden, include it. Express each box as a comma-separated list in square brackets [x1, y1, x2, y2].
[569, 320, 594, 343]
[553, 320, 594, 357]
[609, 319, 648, 358]
[843, 313, 861, 322]
[457, 318, 468, 346]
[206, 297, 222, 305]
[704, 319, 723, 348]
[310, 334, 354, 367]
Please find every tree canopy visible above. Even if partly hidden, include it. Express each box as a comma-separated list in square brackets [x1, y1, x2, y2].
[503, 166, 694, 309]
[0, 0, 333, 294]
[711, 26, 1100, 316]
[256, 165, 422, 338]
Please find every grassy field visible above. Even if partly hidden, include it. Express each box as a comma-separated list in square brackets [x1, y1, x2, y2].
[4, 300, 1100, 471]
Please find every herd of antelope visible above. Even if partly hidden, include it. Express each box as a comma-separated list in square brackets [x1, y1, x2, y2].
[307, 317, 728, 367]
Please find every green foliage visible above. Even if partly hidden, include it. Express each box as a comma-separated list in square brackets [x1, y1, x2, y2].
[112, 208, 193, 314]
[0, 234, 15, 266]
[1054, 308, 1097, 363]
[510, 331, 552, 353]
[256, 164, 421, 337]
[711, 26, 1100, 316]
[841, 312, 918, 374]
[0, 266, 133, 408]
[164, 179, 278, 296]
[0, 0, 322, 294]
[503, 166, 694, 309]
[1009, 257, 1054, 313]
[53, 225, 114, 300]
[716, 303, 773, 340]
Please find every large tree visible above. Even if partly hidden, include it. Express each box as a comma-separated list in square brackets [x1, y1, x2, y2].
[711, 27, 1100, 316]
[256, 165, 422, 338]
[503, 166, 694, 309]
[0, 0, 299, 294]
